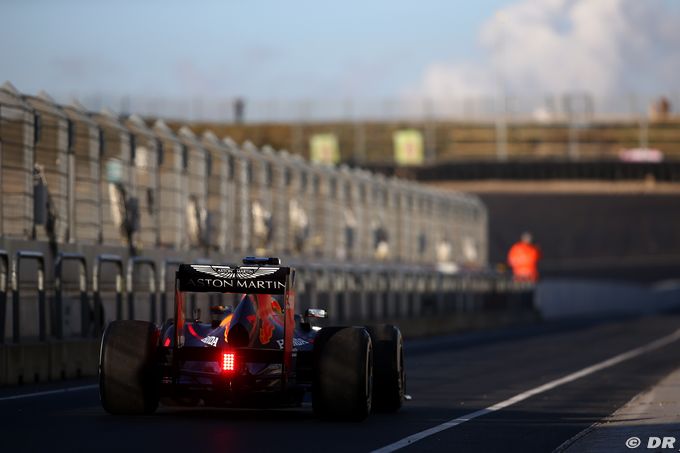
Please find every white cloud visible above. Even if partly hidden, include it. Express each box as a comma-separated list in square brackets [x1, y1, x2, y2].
[413, 0, 680, 99]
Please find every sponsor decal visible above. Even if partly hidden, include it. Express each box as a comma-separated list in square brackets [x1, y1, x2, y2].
[178, 264, 288, 294]
[185, 278, 286, 290]
[201, 335, 219, 347]
[276, 338, 309, 350]
[191, 265, 278, 280]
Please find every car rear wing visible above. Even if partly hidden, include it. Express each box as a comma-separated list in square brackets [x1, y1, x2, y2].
[176, 263, 290, 294]
[173, 263, 297, 383]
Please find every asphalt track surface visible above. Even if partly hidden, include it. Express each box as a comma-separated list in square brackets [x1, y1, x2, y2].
[3, 313, 680, 453]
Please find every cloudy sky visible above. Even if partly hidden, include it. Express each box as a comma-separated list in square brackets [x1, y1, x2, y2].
[1, 0, 679, 104]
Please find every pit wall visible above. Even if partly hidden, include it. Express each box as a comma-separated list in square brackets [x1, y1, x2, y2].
[536, 279, 680, 319]
[0, 238, 534, 386]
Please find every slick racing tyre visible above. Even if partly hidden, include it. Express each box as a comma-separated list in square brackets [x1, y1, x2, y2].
[366, 325, 404, 412]
[99, 320, 160, 415]
[313, 326, 373, 421]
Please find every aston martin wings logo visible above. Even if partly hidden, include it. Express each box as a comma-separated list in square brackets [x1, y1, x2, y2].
[191, 265, 279, 280]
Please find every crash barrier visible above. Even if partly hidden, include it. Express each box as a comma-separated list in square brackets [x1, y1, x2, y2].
[0, 82, 487, 268]
[0, 249, 536, 385]
[92, 254, 124, 333]
[294, 267, 535, 325]
[11, 251, 46, 343]
[54, 253, 88, 338]
[0, 250, 535, 344]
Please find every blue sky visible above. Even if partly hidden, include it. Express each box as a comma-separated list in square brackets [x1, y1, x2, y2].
[0, 0, 511, 99]
[1, 0, 679, 110]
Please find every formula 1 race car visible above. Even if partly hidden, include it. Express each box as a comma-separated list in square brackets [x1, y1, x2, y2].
[99, 257, 404, 420]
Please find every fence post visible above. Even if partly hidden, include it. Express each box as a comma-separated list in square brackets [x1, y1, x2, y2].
[0, 250, 9, 343]
[160, 259, 184, 323]
[54, 252, 88, 339]
[316, 268, 330, 320]
[92, 254, 124, 334]
[307, 267, 319, 315]
[345, 270, 359, 323]
[394, 269, 405, 318]
[638, 116, 649, 149]
[381, 270, 392, 319]
[335, 269, 347, 323]
[415, 272, 426, 316]
[435, 273, 445, 314]
[12, 251, 46, 343]
[365, 270, 378, 321]
[293, 268, 306, 313]
[126, 257, 158, 322]
[495, 112, 508, 162]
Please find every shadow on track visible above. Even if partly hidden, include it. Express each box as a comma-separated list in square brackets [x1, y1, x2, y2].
[405, 312, 656, 357]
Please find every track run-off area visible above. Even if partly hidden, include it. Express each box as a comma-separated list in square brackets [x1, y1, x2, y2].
[2, 313, 680, 452]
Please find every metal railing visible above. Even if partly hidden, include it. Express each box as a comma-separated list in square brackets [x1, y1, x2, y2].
[12, 251, 46, 343]
[126, 257, 157, 323]
[0, 250, 534, 344]
[92, 254, 124, 333]
[54, 252, 88, 338]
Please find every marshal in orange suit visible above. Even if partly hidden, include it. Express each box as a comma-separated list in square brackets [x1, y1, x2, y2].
[507, 232, 542, 282]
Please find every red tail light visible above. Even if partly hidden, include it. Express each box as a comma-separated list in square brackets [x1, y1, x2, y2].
[222, 353, 235, 372]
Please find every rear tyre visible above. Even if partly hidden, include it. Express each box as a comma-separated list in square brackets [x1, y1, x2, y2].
[366, 324, 404, 412]
[313, 326, 373, 421]
[99, 320, 160, 414]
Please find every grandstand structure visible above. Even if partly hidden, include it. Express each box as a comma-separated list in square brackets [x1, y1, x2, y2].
[0, 82, 487, 269]
[179, 117, 680, 167]
[80, 92, 679, 167]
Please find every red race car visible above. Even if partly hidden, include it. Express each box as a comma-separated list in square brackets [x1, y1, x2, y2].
[99, 257, 404, 420]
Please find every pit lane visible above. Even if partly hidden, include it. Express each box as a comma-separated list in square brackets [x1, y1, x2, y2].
[2, 313, 680, 453]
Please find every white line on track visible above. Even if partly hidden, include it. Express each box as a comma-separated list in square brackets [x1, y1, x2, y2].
[0, 384, 98, 402]
[372, 328, 680, 453]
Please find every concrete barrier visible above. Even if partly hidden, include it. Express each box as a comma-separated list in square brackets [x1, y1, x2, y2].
[535, 279, 680, 319]
[48, 339, 99, 381]
[374, 310, 540, 339]
[2, 342, 51, 386]
[0, 339, 99, 386]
